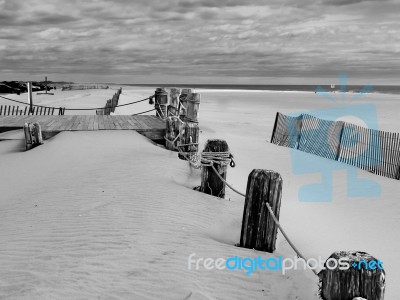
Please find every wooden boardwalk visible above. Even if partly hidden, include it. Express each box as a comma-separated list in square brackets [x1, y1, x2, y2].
[0, 115, 165, 141]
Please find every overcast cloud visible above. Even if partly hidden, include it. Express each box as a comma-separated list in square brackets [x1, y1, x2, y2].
[0, 0, 399, 84]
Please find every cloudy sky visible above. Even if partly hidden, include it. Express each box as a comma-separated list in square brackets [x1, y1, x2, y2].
[0, 0, 399, 84]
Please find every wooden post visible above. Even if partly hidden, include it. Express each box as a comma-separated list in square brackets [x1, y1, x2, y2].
[185, 93, 200, 122]
[154, 88, 168, 119]
[178, 122, 199, 160]
[199, 139, 229, 198]
[319, 251, 385, 300]
[239, 169, 283, 252]
[179, 88, 192, 120]
[168, 88, 180, 117]
[24, 122, 43, 151]
[165, 116, 181, 151]
[27, 82, 33, 114]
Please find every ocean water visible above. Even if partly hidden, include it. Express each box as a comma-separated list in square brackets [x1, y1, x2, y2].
[124, 84, 400, 95]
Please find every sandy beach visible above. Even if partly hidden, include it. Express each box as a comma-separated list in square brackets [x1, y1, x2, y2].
[0, 87, 399, 299]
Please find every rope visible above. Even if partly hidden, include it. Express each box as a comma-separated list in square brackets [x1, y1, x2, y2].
[66, 96, 151, 111]
[0, 94, 153, 111]
[132, 108, 156, 116]
[201, 152, 235, 167]
[176, 145, 318, 277]
[207, 164, 318, 276]
[0, 95, 37, 106]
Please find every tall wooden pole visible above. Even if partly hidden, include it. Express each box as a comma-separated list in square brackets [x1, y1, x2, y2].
[27, 82, 33, 114]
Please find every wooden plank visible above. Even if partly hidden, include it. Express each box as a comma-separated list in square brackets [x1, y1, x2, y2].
[63, 115, 77, 131]
[74, 116, 83, 131]
[141, 115, 165, 130]
[117, 115, 131, 130]
[34, 116, 51, 130]
[124, 115, 137, 130]
[106, 115, 114, 129]
[46, 116, 65, 132]
[81, 115, 90, 131]
[111, 116, 123, 130]
[60, 116, 75, 131]
[110, 116, 118, 130]
[139, 116, 155, 128]
[1, 116, 18, 126]
[130, 116, 151, 130]
[104, 115, 113, 130]
[41, 116, 58, 131]
[85, 115, 92, 130]
[98, 115, 105, 130]
[70, 115, 82, 131]
[101, 116, 109, 130]
[92, 115, 98, 130]
[145, 115, 166, 128]
[126, 116, 144, 130]
[87, 115, 95, 131]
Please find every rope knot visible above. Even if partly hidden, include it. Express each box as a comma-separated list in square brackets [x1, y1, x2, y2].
[200, 151, 235, 168]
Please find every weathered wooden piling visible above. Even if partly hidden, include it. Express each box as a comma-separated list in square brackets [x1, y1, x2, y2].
[199, 139, 229, 198]
[24, 122, 43, 150]
[168, 88, 180, 117]
[239, 169, 283, 252]
[177, 122, 199, 159]
[319, 251, 385, 300]
[165, 116, 181, 151]
[179, 88, 192, 120]
[185, 93, 200, 122]
[154, 88, 168, 119]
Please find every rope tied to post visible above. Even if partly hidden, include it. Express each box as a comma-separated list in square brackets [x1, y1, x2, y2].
[201, 152, 235, 168]
[176, 144, 318, 277]
[177, 147, 236, 170]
